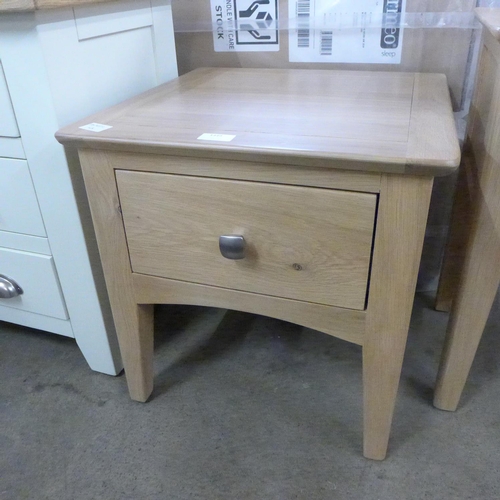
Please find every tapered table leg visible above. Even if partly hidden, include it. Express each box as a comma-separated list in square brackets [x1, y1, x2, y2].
[363, 174, 433, 460]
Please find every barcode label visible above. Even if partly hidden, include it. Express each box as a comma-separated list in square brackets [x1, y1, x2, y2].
[320, 30, 333, 55]
[289, 0, 406, 64]
[296, 0, 311, 48]
[297, 29, 310, 47]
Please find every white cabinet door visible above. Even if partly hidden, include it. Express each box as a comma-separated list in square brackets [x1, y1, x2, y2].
[0, 62, 19, 138]
[0, 247, 68, 319]
[0, 158, 46, 236]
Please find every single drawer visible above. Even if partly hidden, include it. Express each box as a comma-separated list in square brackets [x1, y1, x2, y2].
[117, 171, 377, 310]
[0, 158, 46, 236]
[0, 247, 68, 319]
[0, 62, 19, 138]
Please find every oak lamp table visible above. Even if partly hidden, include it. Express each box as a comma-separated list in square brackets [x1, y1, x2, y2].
[434, 8, 500, 411]
[56, 68, 459, 460]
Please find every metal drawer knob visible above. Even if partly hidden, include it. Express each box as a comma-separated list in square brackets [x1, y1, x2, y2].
[219, 235, 246, 260]
[0, 274, 24, 299]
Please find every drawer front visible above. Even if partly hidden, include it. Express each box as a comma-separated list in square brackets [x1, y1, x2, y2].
[117, 172, 377, 310]
[0, 137, 26, 160]
[0, 247, 68, 319]
[0, 158, 46, 236]
[0, 62, 20, 138]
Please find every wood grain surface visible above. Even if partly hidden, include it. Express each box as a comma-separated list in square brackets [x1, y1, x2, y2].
[476, 7, 500, 41]
[56, 68, 460, 175]
[117, 171, 377, 310]
[434, 178, 500, 411]
[106, 152, 382, 193]
[133, 274, 366, 346]
[363, 174, 434, 459]
[434, 16, 500, 411]
[78, 149, 154, 402]
[406, 73, 460, 171]
[469, 29, 500, 237]
[435, 157, 475, 312]
[0, 0, 34, 10]
[60, 67, 458, 458]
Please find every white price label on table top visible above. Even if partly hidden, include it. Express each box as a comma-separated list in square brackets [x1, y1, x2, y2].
[198, 133, 236, 142]
[79, 123, 113, 132]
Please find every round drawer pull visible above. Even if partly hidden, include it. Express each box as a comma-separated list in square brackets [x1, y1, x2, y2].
[0, 274, 24, 299]
[219, 235, 246, 260]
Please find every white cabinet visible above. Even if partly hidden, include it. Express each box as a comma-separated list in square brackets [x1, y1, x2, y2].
[0, 158, 46, 236]
[0, 0, 178, 375]
[0, 62, 24, 159]
[0, 63, 19, 138]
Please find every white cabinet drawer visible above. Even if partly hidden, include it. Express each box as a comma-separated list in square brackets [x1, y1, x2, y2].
[0, 158, 46, 236]
[0, 247, 68, 319]
[0, 62, 19, 138]
[73, 0, 153, 41]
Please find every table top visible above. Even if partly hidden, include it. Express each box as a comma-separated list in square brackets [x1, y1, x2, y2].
[56, 68, 460, 175]
[476, 8, 500, 41]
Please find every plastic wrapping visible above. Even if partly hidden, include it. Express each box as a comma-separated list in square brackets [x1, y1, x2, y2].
[172, 0, 481, 110]
[173, 0, 487, 31]
[170, 0, 498, 291]
[173, 10, 480, 32]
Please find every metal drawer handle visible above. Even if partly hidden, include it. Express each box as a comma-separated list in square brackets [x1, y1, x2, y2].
[0, 274, 24, 299]
[219, 235, 246, 260]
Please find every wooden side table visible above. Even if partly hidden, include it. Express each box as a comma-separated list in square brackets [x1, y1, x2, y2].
[56, 68, 459, 460]
[434, 8, 500, 411]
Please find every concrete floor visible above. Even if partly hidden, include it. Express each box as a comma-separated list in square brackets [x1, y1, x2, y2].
[1, 293, 499, 500]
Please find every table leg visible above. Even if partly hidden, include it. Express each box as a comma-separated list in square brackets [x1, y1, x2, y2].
[433, 199, 500, 411]
[78, 149, 155, 402]
[363, 174, 433, 460]
[115, 303, 154, 401]
[435, 162, 473, 312]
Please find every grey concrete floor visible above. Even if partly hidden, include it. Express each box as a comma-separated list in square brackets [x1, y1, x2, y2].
[1, 293, 499, 500]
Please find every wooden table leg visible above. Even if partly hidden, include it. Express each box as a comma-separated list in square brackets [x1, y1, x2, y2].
[116, 303, 154, 401]
[78, 149, 155, 402]
[434, 198, 500, 411]
[363, 174, 433, 460]
[435, 162, 473, 312]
